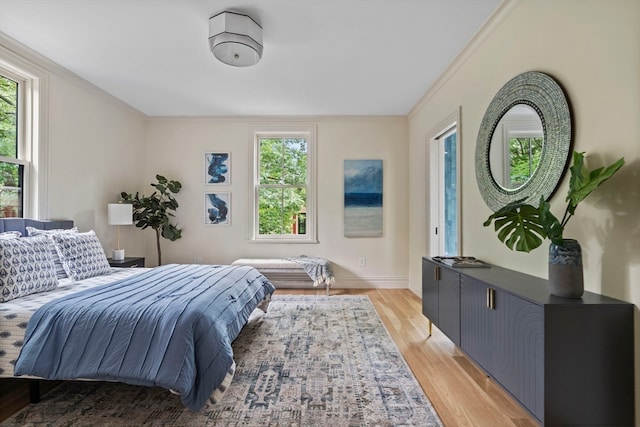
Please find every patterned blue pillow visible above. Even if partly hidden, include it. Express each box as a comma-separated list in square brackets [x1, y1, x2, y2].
[0, 235, 58, 303]
[52, 230, 111, 281]
[26, 226, 78, 279]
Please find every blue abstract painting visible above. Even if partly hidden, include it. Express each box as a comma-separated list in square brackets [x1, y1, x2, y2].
[205, 152, 231, 185]
[205, 192, 230, 225]
[344, 159, 382, 237]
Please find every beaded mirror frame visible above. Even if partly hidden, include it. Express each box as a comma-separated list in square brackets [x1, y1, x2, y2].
[475, 71, 572, 211]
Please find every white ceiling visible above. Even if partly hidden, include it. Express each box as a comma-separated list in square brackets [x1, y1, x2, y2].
[0, 0, 501, 117]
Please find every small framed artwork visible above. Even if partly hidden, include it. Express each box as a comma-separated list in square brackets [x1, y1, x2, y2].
[204, 152, 231, 185]
[205, 192, 231, 225]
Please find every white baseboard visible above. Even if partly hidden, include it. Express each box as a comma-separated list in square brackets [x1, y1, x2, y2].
[271, 277, 409, 289]
[332, 277, 408, 289]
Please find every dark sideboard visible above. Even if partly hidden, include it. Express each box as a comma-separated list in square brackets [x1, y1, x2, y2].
[422, 257, 634, 427]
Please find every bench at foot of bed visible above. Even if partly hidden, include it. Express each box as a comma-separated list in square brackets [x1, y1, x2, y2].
[232, 258, 334, 296]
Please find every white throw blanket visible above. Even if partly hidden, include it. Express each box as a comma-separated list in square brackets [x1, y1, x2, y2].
[286, 256, 335, 288]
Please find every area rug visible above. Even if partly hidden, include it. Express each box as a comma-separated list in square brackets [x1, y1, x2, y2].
[1, 295, 443, 426]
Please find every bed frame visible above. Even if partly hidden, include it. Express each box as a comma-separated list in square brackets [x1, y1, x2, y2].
[0, 218, 75, 403]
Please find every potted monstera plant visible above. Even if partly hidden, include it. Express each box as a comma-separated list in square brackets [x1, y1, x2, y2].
[121, 175, 182, 266]
[483, 151, 624, 297]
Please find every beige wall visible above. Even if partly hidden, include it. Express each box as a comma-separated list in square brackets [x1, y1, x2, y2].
[409, 0, 639, 296]
[142, 116, 410, 287]
[47, 74, 147, 254]
[0, 34, 411, 288]
[408, 0, 640, 420]
[0, 33, 148, 257]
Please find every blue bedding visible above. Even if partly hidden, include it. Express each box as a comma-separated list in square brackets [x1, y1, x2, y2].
[14, 264, 275, 411]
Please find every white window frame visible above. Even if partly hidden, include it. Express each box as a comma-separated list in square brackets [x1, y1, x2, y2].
[0, 45, 48, 219]
[249, 123, 317, 243]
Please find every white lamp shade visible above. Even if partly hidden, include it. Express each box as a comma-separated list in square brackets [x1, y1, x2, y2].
[108, 203, 133, 225]
[209, 11, 263, 67]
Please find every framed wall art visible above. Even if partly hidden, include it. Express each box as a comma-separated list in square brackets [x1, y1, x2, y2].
[344, 159, 383, 237]
[205, 192, 231, 225]
[204, 152, 231, 185]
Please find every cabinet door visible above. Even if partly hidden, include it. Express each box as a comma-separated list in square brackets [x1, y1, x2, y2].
[460, 276, 493, 371]
[461, 276, 543, 421]
[438, 267, 460, 345]
[491, 291, 543, 421]
[421, 258, 439, 325]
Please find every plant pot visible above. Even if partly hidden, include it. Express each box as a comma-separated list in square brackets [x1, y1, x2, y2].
[548, 238, 584, 298]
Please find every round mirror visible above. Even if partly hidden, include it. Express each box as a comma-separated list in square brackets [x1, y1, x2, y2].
[489, 104, 544, 190]
[475, 71, 571, 211]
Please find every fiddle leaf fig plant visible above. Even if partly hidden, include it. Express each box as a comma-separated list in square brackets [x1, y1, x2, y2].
[484, 151, 624, 252]
[121, 175, 182, 265]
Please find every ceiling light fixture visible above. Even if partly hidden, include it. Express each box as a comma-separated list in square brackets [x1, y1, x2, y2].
[208, 11, 263, 67]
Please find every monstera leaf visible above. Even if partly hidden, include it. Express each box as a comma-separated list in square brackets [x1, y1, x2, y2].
[483, 199, 548, 252]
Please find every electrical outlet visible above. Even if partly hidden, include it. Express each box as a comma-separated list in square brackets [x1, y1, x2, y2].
[359, 257, 366, 267]
[194, 256, 203, 264]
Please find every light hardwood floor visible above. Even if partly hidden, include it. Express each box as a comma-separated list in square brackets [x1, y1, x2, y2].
[280, 288, 539, 427]
[0, 288, 539, 426]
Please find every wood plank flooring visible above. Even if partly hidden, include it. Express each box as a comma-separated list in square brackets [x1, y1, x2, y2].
[289, 288, 539, 427]
[0, 288, 539, 426]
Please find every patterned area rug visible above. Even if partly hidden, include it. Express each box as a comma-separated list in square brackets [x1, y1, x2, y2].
[2, 295, 443, 426]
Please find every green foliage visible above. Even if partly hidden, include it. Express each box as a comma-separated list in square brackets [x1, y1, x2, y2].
[508, 137, 542, 187]
[484, 152, 624, 252]
[121, 175, 182, 264]
[482, 200, 545, 252]
[0, 76, 21, 216]
[258, 138, 307, 235]
[0, 75, 17, 159]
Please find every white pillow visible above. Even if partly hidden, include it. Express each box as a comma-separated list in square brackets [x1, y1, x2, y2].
[0, 231, 21, 239]
[51, 230, 111, 281]
[0, 235, 58, 303]
[26, 226, 78, 279]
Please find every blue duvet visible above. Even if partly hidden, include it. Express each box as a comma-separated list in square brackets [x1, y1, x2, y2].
[14, 264, 275, 411]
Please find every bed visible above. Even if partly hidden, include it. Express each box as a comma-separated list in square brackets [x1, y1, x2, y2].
[0, 219, 275, 411]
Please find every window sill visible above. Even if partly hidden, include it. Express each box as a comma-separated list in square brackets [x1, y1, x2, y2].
[250, 238, 319, 244]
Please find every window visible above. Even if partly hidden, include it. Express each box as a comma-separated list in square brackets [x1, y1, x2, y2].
[251, 124, 316, 242]
[491, 105, 544, 190]
[0, 50, 43, 219]
[429, 109, 460, 256]
[0, 71, 26, 218]
[506, 134, 543, 188]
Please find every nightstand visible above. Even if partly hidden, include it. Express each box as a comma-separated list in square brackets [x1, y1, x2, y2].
[107, 257, 145, 268]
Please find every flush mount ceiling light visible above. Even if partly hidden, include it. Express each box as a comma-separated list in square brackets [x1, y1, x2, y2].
[209, 11, 263, 67]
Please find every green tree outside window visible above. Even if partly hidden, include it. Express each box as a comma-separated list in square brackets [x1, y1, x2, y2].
[0, 75, 21, 217]
[258, 137, 307, 235]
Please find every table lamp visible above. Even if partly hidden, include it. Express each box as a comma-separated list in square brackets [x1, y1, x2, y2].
[108, 203, 133, 261]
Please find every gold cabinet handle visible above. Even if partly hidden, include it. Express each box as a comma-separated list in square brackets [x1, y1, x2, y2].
[486, 288, 496, 309]
[434, 265, 440, 281]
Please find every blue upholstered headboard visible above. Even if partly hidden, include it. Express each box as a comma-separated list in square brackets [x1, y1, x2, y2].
[0, 218, 74, 235]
